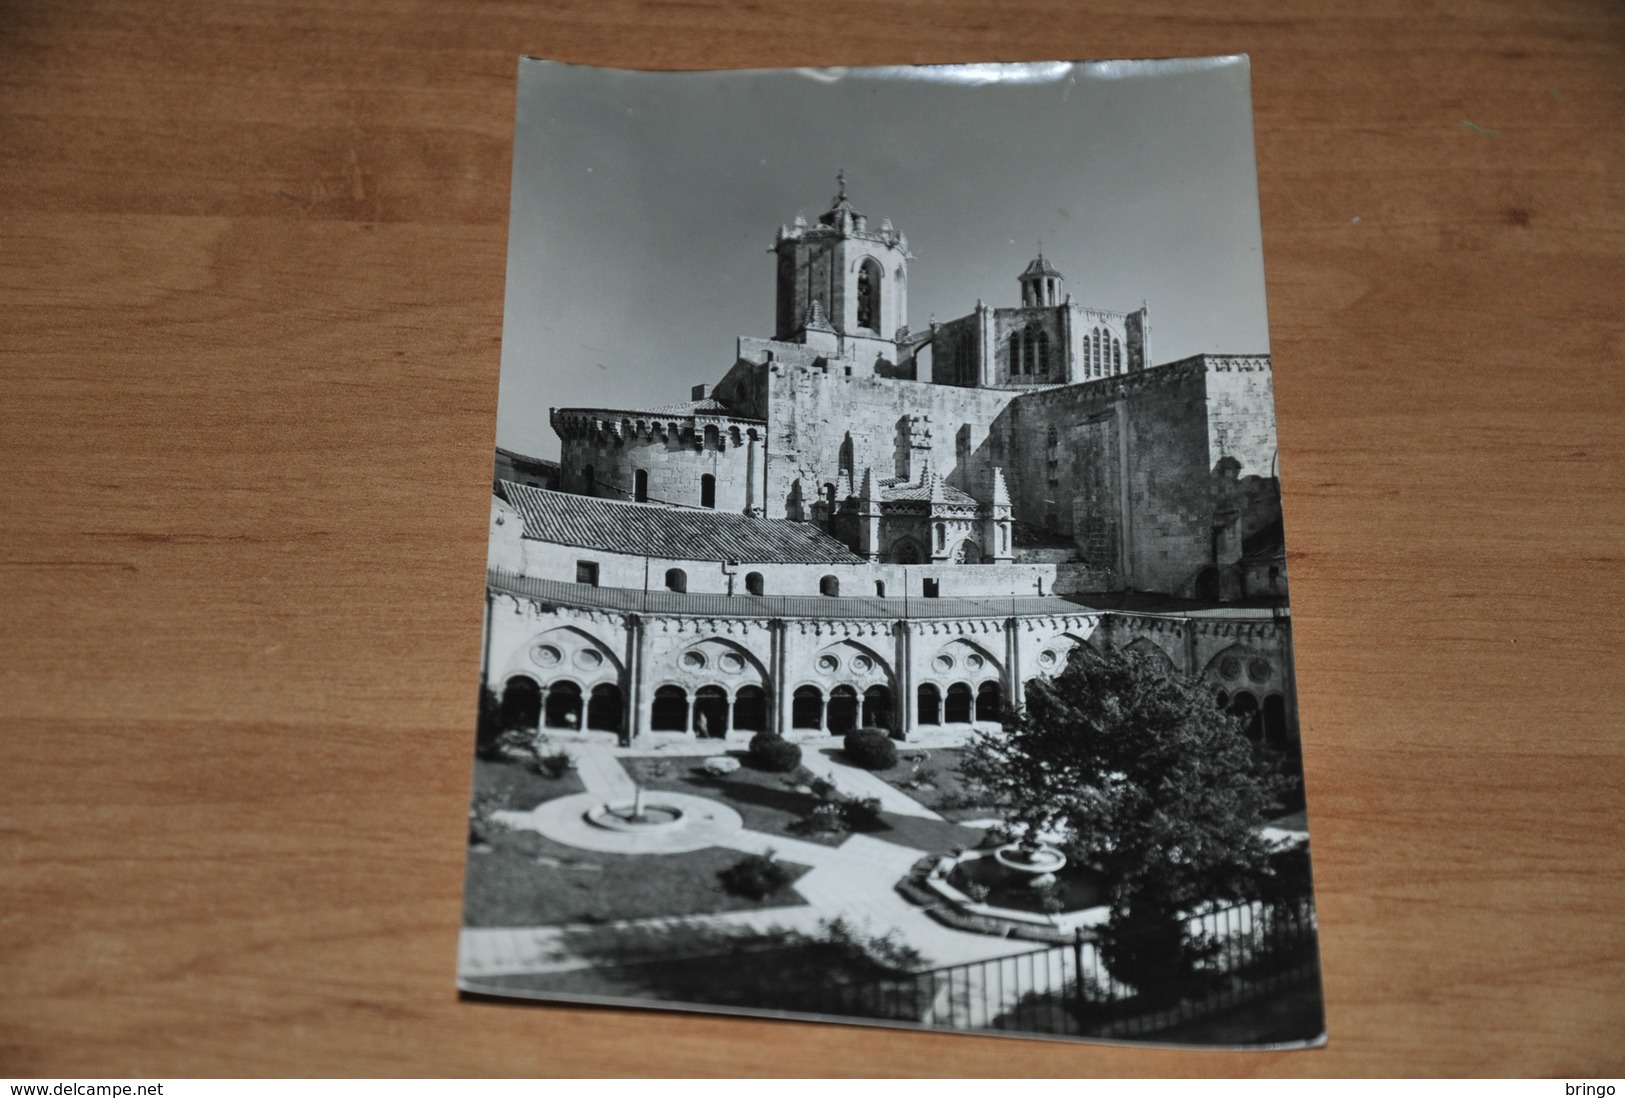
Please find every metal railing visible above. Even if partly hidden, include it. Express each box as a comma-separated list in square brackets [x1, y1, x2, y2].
[807, 895, 1320, 1040]
[487, 567, 1099, 621]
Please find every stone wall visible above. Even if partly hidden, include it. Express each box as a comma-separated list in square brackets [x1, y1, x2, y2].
[553, 411, 765, 514]
[517, 533, 1094, 598]
[482, 589, 1296, 746]
[756, 363, 1019, 519]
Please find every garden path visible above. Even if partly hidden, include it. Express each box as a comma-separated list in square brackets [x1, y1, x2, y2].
[570, 742, 638, 805]
[473, 745, 1052, 981]
[800, 749, 945, 821]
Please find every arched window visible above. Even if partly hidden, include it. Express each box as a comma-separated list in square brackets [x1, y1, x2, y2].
[1231, 691, 1262, 741]
[1047, 426, 1058, 448]
[875, 580, 886, 597]
[1112, 337, 1123, 374]
[823, 482, 837, 511]
[1035, 330, 1051, 376]
[500, 676, 542, 731]
[544, 681, 582, 730]
[587, 684, 623, 732]
[651, 685, 689, 732]
[975, 681, 1001, 722]
[944, 682, 974, 724]
[856, 258, 881, 330]
[827, 685, 859, 734]
[694, 686, 729, 738]
[745, 571, 764, 596]
[581, 464, 595, 494]
[838, 434, 854, 477]
[820, 575, 840, 597]
[792, 685, 824, 730]
[862, 685, 893, 731]
[935, 522, 946, 550]
[634, 469, 648, 502]
[917, 683, 942, 725]
[700, 474, 716, 509]
[1263, 693, 1290, 749]
[734, 685, 767, 734]
[665, 568, 687, 593]
[1009, 333, 1022, 375]
[703, 424, 719, 450]
[1092, 329, 1103, 377]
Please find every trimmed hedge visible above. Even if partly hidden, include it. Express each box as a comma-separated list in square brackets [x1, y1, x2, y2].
[747, 732, 802, 772]
[843, 728, 897, 770]
[719, 852, 793, 900]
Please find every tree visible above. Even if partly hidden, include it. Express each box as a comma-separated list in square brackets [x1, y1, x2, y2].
[962, 641, 1287, 1004]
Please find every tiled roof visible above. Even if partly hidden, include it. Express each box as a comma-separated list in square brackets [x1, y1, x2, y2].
[503, 483, 867, 565]
[878, 476, 979, 506]
[555, 398, 762, 422]
[641, 397, 735, 416]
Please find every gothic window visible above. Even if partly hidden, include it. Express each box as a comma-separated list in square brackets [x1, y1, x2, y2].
[1113, 337, 1123, 374]
[1092, 329, 1103, 377]
[700, 474, 716, 509]
[1035, 330, 1051, 376]
[634, 469, 648, 502]
[935, 522, 946, 550]
[856, 259, 880, 330]
[838, 434, 854, 477]
[1009, 333, 1021, 376]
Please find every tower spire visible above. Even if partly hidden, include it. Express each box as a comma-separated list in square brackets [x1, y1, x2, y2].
[835, 168, 847, 202]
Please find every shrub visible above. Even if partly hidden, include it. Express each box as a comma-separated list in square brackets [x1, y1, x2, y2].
[843, 728, 897, 770]
[719, 852, 793, 900]
[841, 795, 884, 828]
[962, 882, 991, 903]
[702, 755, 741, 777]
[793, 801, 848, 835]
[748, 732, 802, 772]
[534, 749, 575, 780]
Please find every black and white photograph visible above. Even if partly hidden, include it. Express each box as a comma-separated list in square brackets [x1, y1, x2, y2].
[458, 56, 1324, 1047]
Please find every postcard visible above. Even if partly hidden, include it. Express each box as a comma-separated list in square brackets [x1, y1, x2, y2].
[459, 56, 1324, 1048]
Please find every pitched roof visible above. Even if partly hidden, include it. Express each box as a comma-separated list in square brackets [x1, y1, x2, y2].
[878, 476, 979, 506]
[641, 397, 736, 416]
[1021, 253, 1064, 279]
[503, 483, 867, 565]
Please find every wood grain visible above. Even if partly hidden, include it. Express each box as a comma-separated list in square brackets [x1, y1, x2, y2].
[3, 0, 1622, 1078]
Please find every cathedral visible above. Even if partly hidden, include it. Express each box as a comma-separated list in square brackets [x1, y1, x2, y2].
[483, 179, 1296, 751]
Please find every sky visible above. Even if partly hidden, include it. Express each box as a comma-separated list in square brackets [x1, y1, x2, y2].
[496, 57, 1271, 459]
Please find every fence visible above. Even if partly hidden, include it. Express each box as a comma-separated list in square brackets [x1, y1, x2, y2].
[806, 895, 1320, 1040]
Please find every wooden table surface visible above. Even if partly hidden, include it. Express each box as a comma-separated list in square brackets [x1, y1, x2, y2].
[4, 0, 1622, 1078]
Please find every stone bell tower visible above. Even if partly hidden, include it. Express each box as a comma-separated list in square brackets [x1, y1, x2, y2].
[772, 173, 913, 366]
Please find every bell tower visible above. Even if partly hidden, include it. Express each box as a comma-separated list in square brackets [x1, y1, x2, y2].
[1018, 247, 1065, 307]
[773, 174, 912, 351]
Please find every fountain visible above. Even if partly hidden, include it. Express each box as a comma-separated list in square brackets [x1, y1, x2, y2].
[914, 840, 1107, 939]
[992, 841, 1069, 888]
[584, 782, 690, 834]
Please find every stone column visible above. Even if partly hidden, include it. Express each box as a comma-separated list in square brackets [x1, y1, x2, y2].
[771, 619, 791, 739]
[625, 614, 647, 746]
[896, 620, 915, 740]
[1006, 616, 1025, 714]
[745, 431, 761, 517]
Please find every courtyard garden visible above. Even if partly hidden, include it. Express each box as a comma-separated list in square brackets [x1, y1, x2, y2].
[464, 756, 810, 927]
